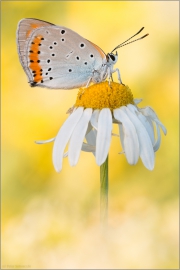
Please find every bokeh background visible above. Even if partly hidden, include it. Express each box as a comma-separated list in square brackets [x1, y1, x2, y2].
[1, 1, 179, 269]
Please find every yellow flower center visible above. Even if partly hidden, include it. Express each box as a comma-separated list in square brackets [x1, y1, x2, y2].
[75, 81, 134, 110]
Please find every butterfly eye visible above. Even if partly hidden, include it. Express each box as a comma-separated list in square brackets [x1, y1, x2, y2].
[109, 54, 116, 61]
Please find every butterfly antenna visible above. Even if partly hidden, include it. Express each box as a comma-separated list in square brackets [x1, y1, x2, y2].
[111, 27, 149, 53]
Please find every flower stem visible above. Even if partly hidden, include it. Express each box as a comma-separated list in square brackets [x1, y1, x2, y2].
[100, 155, 108, 227]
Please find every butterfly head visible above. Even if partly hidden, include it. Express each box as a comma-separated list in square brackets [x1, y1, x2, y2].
[106, 51, 118, 65]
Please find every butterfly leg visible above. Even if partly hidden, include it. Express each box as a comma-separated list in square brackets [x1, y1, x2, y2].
[86, 77, 92, 88]
[78, 77, 92, 99]
[107, 68, 112, 85]
[112, 68, 123, 84]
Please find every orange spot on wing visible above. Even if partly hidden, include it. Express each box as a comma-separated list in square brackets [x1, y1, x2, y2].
[33, 75, 42, 82]
[32, 37, 42, 44]
[29, 35, 43, 83]
[26, 23, 43, 38]
[30, 55, 39, 61]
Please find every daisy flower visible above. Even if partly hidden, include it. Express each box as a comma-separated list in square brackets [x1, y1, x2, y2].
[36, 82, 167, 172]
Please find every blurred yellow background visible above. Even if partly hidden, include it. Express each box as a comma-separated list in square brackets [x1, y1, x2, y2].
[1, 1, 179, 269]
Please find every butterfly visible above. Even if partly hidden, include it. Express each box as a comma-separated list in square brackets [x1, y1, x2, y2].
[16, 18, 148, 89]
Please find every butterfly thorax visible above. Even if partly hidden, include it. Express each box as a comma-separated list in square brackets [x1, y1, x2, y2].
[91, 57, 108, 83]
[91, 52, 118, 83]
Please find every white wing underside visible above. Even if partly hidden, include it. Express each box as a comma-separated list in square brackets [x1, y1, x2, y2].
[17, 19, 106, 89]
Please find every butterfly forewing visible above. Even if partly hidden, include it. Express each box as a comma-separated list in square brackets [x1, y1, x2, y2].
[17, 19, 55, 68]
[17, 19, 106, 89]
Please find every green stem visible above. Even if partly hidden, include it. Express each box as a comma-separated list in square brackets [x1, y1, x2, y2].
[100, 155, 108, 226]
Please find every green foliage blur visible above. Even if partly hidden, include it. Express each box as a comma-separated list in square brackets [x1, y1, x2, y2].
[2, 1, 179, 269]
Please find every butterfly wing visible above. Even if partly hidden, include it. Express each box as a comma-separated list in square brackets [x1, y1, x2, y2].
[17, 18, 106, 89]
[17, 18, 55, 77]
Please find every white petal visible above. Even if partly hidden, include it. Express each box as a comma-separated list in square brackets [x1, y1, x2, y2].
[114, 108, 139, 165]
[140, 106, 157, 117]
[68, 108, 92, 166]
[128, 104, 155, 145]
[85, 129, 97, 156]
[35, 137, 55, 144]
[86, 122, 93, 135]
[153, 122, 161, 152]
[81, 142, 96, 152]
[134, 98, 143, 104]
[86, 129, 97, 145]
[146, 116, 161, 150]
[153, 119, 167, 135]
[63, 143, 95, 158]
[90, 109, 100, 130]
[146, 118, 155, 145]
[96, 108, 112, 165]
[53, 107, 84, 172]
[140, 107, 167, 135]
[124, 106, 154, 170]
[118, 123, 124, 150]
